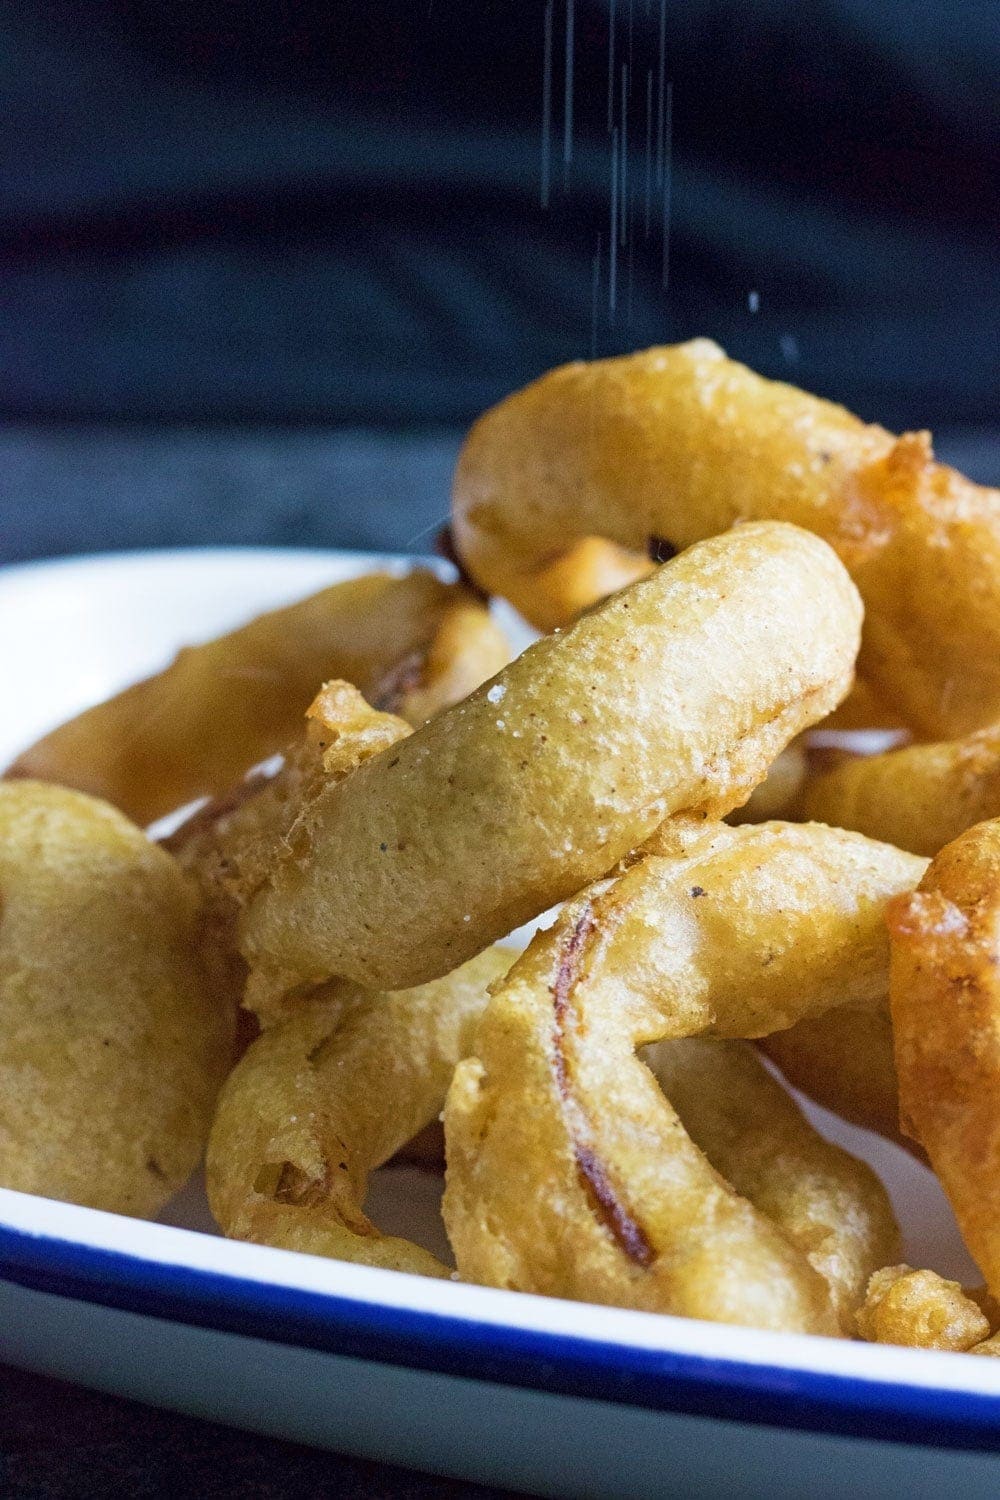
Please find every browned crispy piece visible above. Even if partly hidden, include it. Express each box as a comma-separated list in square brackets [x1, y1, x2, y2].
[443, 821, 906, 1336]
[5, 571, 508, 825]
[889, 818, 1000, 1297]
[453, 339, 1000, 736]
[238, 523, 862, 999]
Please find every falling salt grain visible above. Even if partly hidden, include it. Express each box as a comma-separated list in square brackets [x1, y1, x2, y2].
[747, 290, 760, 313]
[487, 684, 507, 703]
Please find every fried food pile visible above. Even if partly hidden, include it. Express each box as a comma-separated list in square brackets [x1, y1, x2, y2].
[6, 342, 1000, 1354]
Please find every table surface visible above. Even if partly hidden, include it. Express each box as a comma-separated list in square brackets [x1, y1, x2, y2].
[1, 1363, 520, 1499]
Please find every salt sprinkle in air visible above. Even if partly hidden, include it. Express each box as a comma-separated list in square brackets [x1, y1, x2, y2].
[487, 683, 507, 704]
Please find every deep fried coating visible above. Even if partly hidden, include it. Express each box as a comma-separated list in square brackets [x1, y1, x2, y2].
[644, 1038, 899, 1332]
[856, 1265, 989, 1352]
[452, 339, 1000, 736]
[206, 947, 511, 1274]
[443, 822, 912, 1335]
[528, 536, 654, 622]
[728, 743, 807, 825]
[889, 819, 1000, 1298]
[801, 726, 1000, 858]
[761, 1005, 916, 1152]
[238, 523, 862, 998]
[5, 572, 508, 826]
[169, 681, 412, 1028]
[0, 781, 233, 1216]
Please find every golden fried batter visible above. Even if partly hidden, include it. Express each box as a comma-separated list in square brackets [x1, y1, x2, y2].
[761, 1004, 916, 1153]
[239, 523, 862, 998]
[857, 1265, 989, 1352]
[0, 781, 233, 1216]
[890, 819, 1000, 1298]
[5, 571, 508, 825]
[801, 726, 1000, 858]
[443, 821, 912, 1334]
[645, 1038, 899, 1331]
[207, 946, 511, 1273]
[453, 339, 1000, 736]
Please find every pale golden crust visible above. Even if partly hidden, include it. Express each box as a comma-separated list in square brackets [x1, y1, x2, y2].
[206, 946, 511, 1274]
[889, 818, 1000, 1297]
[168, 681, 415, 1027]
[0, 781, 234, 1217]
[801, 727, 1000, 858]
[5, 572, 508, 826]
[644, 1039, 900, 1331]
[453, 340, 1000, 736]
[238, 523, 862, 996]
[856, 1265, 990, 1352]
[443, 822, 911, 1335]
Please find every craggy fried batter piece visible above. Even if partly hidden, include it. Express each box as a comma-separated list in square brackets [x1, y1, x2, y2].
[443, 821, 910, 1335]
[5, 571, 508, 826]
[169, 681, 412, 1028]
[453, 339, 1000, 736]
[238, 523, 862, 999]
[856, 1265, 990, 1352]
[0, 781, 233, 1217]
[644, 1038, 899, 1331]
[206, 947, 511, 1274]
[889, 818, 1000, 1298]
[801, 726, 1000, 858]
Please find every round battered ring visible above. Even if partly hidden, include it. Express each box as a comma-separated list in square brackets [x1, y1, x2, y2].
[207, 946, 512, 1274]
[238, 522, 862, 999]
[6, 570, 508, 826]
[443, 821, 909, 1335]
[0, 780, 234, 1217]
[801, 725, 1000, 858]
[452, 339, 1000, 737]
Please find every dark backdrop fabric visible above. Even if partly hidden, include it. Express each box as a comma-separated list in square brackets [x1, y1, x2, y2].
[1, 0, 998, 432]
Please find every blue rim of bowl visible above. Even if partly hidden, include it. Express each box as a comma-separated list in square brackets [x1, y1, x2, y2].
[3, 1220, 1000, 1453]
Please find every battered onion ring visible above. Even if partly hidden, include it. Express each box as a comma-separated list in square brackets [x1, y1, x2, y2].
[5, 571, 508, 826]
[856, 1266, 990, 1353]
[801, 726, 1000, 858]
[889, 818, 1000, 1297]
[644, 1039, 899, 1331]
[206, 946, 511, 1274]
[442, 821, 911, 1335]
[238, 522, 862, 999]
[169, 680, 412, 1028]
[452, 339, 1000, 737]
[761, 1005, 915, 1153]
[0, 781, 233, 1216]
